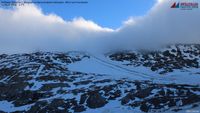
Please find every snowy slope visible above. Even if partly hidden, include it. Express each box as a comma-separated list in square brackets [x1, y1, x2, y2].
[0, 44, 200, 113]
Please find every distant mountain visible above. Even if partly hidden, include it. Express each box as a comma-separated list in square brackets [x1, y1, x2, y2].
[0, 44, 200, 113]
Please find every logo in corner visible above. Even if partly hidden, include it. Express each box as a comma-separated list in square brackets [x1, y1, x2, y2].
[171, 2, 198, 10]
[171, 2, 179, 8]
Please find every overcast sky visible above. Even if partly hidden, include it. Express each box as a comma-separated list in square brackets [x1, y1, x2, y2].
[0, 0, 200, 53]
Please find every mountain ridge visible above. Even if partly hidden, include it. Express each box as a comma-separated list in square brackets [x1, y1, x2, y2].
[0, 44, 200, 113]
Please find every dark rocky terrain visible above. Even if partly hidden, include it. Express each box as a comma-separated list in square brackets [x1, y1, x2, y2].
[0, 44, 200, 113]
[109, 44, 200, 74]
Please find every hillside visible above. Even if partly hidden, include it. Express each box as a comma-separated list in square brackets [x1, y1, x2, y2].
[0, 44, 200, 113]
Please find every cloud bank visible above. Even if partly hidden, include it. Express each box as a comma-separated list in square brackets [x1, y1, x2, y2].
[0, 0, 200, 53]
[0, 4, 113, 53]
[114, 0, 200, 49]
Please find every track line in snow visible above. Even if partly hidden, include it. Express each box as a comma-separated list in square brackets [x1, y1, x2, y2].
[88, 53, 180, 82]
[88, 53, 154, 79]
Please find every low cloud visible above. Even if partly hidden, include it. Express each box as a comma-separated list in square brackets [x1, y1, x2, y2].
[0, 4, 113, 53]
[0, 0, 200, 53]
[114, 0, 200, 49]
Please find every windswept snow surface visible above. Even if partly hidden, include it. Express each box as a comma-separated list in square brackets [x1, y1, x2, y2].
[68, 55, 149, 80]
[68, 53, 200, 85]
[0, 101, 33, 112]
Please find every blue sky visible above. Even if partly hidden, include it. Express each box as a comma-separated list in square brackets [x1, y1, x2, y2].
[36, 0, 156, 29]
